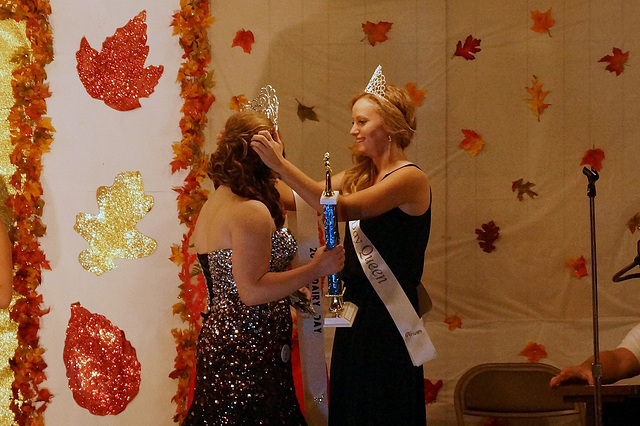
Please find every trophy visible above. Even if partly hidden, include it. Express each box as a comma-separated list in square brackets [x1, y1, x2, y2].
[321, 153, 357, 327]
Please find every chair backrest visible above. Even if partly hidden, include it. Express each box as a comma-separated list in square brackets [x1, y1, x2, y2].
[454, 363, 584, 426]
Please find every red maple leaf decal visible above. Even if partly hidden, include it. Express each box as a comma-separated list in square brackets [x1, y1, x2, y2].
[519, 341, 548, 363]
[444, 314, 462, 331]
[475, 221, 500, 253]
[512, 178, 538, 201]
[460, 129, 484, 156]
[530, 8, 555, 36]
[76, 11, 164, 111]
[405, 82, 426, 106]
[567, 255, 588, 278]
[232, 29, 255, 53]
[580, 148, 605, 171]
[453, 35, 481, 60]
[598, 47, 629, 76]
[424, 379, 443, 404]
[361, 21, 392, 46]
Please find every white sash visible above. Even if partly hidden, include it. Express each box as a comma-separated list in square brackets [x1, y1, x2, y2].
[348, 220, 437, 366]
[289, 192, 328, 426]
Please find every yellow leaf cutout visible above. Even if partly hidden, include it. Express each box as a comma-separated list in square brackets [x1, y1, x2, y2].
[525, 75, 551, 121]
[74, 171, 157, 275]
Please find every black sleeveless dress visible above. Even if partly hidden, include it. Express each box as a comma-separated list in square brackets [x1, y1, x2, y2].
[329, 165, 431, 426]
[183, 228, 306, 425]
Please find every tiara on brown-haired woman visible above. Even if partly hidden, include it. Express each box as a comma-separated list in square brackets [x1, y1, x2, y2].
[364, 65, 387, 99]
[244, 85, 279, 126]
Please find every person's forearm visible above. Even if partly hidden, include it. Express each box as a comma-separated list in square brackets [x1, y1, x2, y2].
[597, 350, 639, 383]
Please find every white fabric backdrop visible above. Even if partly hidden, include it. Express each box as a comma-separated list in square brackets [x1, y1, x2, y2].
[207, 0, 640, 424]
[41, 1, 183, 424]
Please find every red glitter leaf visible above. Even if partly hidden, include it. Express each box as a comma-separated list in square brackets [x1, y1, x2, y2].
[76, 10, 164, 111]
[424, 378, 443, 404]
[475, 220, 500, 253]
[64, 303, 141, 415]
[518, 341, 548, 363]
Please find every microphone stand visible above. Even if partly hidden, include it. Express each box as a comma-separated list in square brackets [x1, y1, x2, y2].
[583, 166, 603, 426]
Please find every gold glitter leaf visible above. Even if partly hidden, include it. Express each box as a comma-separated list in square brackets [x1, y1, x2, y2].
[74, 171, 156, 275]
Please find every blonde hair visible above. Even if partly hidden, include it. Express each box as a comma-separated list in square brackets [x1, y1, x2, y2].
[342, 85, 417, 194]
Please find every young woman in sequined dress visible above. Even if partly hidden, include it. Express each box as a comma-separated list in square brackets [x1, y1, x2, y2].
[183, 110, 344, 425]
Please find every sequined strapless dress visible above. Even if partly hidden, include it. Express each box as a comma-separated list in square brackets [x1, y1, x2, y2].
[183, 228, 306, 425]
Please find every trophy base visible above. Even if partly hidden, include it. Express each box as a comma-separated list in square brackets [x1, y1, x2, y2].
[324, 302, 358, 328]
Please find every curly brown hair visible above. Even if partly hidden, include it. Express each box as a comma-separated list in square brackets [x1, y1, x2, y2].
[208, 110, 284, 227]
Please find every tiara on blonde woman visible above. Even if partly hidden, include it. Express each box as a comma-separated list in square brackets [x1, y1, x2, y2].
[244, 85, 279, 126]
[364, 65, 387, 99]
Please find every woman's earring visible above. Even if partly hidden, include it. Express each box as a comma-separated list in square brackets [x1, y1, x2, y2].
[388, 135, 392, 142]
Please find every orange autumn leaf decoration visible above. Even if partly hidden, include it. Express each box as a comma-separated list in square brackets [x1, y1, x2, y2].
[530, 8, 555, 36]
[444, 314, 462, 331]
[512, 178, 538, 201]
[627, 213, 640, 234]
[2, 0, 55, 422]
[525, 75, 551, 121]
[424, 379, 443, 404]
[598, 47, 629, 76]
[519, 341, 548, 363]
[230, 94, 248, 111]
[580, 148, 605, 171]
[567, 256, 588, 278]
[170, 1, 214, 422]
[460, 129, 484, 156]
[453, 35, 481, 60]
[405, 82, 426, 107]
[361, 21, 392, 46]
[232, 29, 254, 53]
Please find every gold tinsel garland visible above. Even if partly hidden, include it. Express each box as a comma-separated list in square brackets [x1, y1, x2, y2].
[0, 1, 53, 425]
[169, 0, 214, 423]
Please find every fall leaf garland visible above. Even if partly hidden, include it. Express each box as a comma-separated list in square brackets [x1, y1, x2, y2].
[169, 0, 214, 423]
[0, 0, 54, 424]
